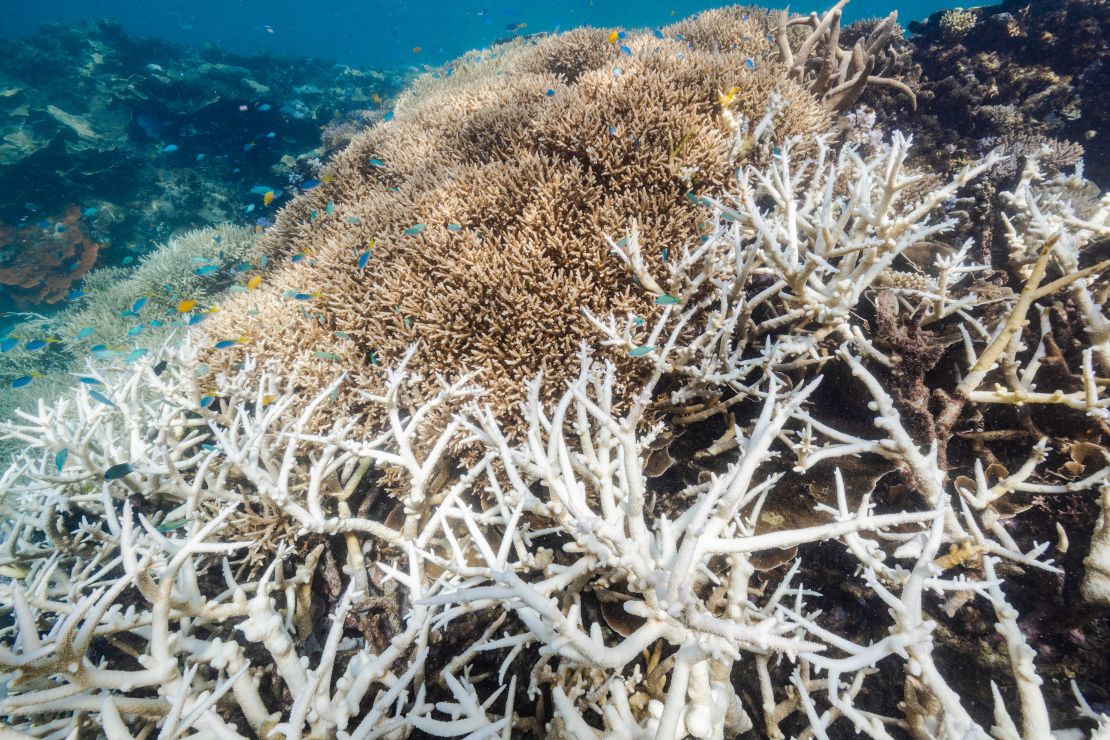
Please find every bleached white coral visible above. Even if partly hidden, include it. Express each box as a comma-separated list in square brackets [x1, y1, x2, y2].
[0, 131, 1106, 738]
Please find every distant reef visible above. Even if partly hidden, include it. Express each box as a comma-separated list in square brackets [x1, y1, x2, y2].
[0, 20, 409, 309]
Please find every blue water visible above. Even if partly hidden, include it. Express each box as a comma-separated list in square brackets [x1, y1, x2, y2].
[1, 0, 956, 70]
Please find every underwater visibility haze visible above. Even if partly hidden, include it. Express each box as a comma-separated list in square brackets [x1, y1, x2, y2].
[0, 0, 1109, 736]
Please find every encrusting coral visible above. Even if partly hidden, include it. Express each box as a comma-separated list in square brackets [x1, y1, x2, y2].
[201, 3, 909, 439]
[1, 2, 1109, 738]
[0, 205, 99, 305]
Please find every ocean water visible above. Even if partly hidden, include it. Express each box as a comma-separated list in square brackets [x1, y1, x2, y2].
[2, 0, 957, 70]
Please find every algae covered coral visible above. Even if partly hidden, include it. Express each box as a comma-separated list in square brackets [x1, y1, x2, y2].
[0, 0, 1109, 738]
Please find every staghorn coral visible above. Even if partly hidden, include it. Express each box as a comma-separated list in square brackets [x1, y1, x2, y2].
[0, 205, 99, 305]
[51, 223, 261, 350]
[939, 7, 978, 37]
[0, 130, 1108, 736]
[200, 4, 910, 441]
[0, 224, 260, 455]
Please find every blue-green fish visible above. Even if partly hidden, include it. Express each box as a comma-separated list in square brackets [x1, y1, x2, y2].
[90, 390, 116, 406]
[104, 462, 133, 480]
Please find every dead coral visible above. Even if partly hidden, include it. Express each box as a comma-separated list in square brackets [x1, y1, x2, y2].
[774, 0, 917, 111]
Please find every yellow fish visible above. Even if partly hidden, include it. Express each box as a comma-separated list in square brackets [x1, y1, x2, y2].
[263, 190, 275, 206]
[372, 93, 381, 104]
[247, 275, 262, 290]
[719, 86, 739, 107]
[261, 394, 276, 407]
[607, 30, 619, 43]
[177, 299, 197, 313]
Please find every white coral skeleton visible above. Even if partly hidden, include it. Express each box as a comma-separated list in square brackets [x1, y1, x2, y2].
[0, 130, 1108, 739]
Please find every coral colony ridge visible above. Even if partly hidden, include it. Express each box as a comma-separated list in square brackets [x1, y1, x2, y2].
[1, 2, 1109, 738]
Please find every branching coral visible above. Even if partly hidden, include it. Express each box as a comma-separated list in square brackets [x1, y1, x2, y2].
[1, 126, 1107, 736]
[199, 3, 907, 441]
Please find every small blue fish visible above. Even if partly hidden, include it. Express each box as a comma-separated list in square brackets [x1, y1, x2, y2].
[67, 290, 86, 300]
[122, 256, 134, 265]
[653, 28, 664, 39]
[612, 66, 623, 76]
[82, 207, 98, 217]
[326, 201, 336, 214]
[199, 395, 216, 408]
[78, 376, 103, 385]
[10, 375, 32, 389]
[214, 339, 241, 349]
[132, 297, 148, 314]
[0, 338, 17, 353]
[545, 88, 555, 97]
[447, 223, 462, 232]
[104, 462, 133, 480]
[655, 294, 680, 305]
[195, 265, 219, 276]
[745, 58, 755, 70]
[150, 319, 163, 328]
[384, 111, 394, 122]
[162, 144, 179, 153]
[404, 224, 425, 236]
[24, 339, 47, 351]
[90, 389, 116, 406]
[291, 253, 306, 262]
[293, 293, 313, 301]
[187, 313, 207, 326]
[628, 346, 655, 357]
[127, 325, 144, 336]
[196, 153, 206, 161]
[620, 45, 632, 56]
[357, 250, 371, 269]
[244, 204, 256, 214]
[300, 179, 321, 190]
[258, 103, 271, 111]
[369, 158, 385, 167]
[55, 448, 69, 472]
[125, 348, 148, 363]
[76, 327, 94, 340]
[345, 216, 360, 224]
[259, 255, 269, 268]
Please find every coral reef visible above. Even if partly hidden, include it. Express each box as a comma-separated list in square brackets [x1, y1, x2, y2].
[0, 2, 1108, 738]
[1, 128, 1108, 736]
